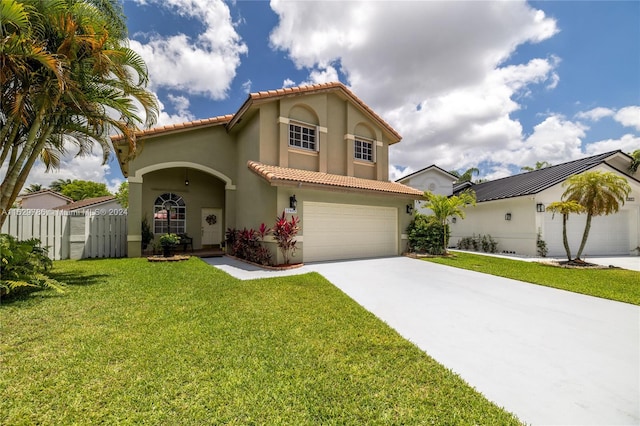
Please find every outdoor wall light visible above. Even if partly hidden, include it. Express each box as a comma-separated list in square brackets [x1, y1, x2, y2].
[505, 213, 512, 221]
[536, 203, 545, 212]
[184, 169, 189, 186]
[406, 204, 414, 214]
[289, 195, 297, 209]
[451, 217, 457, 224]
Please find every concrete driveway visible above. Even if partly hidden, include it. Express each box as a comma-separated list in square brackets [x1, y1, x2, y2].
[205, 256, 640, 425]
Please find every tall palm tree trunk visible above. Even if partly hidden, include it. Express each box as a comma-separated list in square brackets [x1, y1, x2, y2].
[575, 213, 593, 260]
[561, 214, 572, 261]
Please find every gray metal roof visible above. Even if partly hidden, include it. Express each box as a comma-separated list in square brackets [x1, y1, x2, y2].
[456, 150, 626, 202]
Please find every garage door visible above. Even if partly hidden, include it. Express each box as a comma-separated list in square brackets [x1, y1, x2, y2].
[544, 211, 629, 257]
[303, 202, 398, 262]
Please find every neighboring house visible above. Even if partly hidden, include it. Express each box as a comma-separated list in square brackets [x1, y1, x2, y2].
[15, 189, 72, 210]
[449, 150, 640, 257]
[53, 195, 122, 213]
[396, 165, 458, 213]
[113, 82, 423, 262]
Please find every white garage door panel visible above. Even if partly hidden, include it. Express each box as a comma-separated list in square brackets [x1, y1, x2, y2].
[304, 202, 397, 262]
[544, 211, 629, 257]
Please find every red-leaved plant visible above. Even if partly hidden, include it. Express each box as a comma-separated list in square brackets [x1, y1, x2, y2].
[272, 211, 300, 264]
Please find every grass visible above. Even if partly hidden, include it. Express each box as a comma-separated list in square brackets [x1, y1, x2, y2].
[0, 258, 521, 425]
[424, 252, 640, 305]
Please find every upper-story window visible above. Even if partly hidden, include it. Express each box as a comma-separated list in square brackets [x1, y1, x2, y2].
[153, 193, 186, 234]
[354, 139, 374, 162]
[289, 122, 317, 151]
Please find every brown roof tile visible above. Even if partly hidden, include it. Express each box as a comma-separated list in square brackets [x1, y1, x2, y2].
[53, 196, 117, 211]
[110, 114, 234, 143]
[248, 161, 423, 198]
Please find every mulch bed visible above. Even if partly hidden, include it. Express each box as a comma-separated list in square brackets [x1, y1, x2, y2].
[538, 259, 620, 269]
[226, 254, 304, 271]
[147, 255, 191, 262]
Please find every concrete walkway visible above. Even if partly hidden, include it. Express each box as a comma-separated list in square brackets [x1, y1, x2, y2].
[204, 256, 640, 425]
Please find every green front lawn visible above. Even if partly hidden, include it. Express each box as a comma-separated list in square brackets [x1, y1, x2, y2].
[1, 258, 521, 425]
[424, 252, 640, 305]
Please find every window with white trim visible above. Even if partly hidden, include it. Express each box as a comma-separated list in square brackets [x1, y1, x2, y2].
[289, 122, 317, 151]
[153, 193, 186, 234]
[354, 139, 374, 162]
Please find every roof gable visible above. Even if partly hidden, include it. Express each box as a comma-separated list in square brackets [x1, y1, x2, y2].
[18, 189, 73, 202]
[228, 82, 401, 143]
[396, 164, 458, 183]
[460, 150, 633, 202]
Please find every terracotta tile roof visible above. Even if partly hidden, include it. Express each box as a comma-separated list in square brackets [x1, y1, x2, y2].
[53, 196, 118, 211]
[230, 82, 401, 142]
[248, 161, 423, 198]
[110, 115, 233, 143]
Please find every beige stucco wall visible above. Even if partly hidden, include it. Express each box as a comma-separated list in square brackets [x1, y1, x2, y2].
[125, 124, 238, 256]
[255, 92, 392, 180]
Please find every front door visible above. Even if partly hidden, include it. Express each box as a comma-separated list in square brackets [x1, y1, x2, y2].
[201, 208, 222, 247]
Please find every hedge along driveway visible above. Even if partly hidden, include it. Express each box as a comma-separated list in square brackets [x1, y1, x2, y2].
[304, 256, 640, 426]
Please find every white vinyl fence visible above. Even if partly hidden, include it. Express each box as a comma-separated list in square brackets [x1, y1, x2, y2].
[1, 209, 127, 260]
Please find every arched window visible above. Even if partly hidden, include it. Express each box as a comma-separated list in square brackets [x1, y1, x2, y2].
[153, 193, 186, 234]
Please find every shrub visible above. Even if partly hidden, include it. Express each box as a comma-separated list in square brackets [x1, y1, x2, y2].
[224, 228, 271, 265]
[0, 234, 64, 298]
[141, 217, 154, 250]
[406, 214, 449, 255]
[456, 234, 498, 253]
[536, 232, 548, 257]
[272, 212, 300, 264]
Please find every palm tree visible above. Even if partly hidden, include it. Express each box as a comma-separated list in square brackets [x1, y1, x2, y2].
[521, 161, 552, 172]
[562, 171, 631, 260]
[423, 190, 476, 253]
[629, 149, 640, 173]
[0, 0, 158, 227]
[450, 167, 480, 183]
[49, 178, 72, 193]
[545, 201, 586, 261]
[24, 183, 43, 193]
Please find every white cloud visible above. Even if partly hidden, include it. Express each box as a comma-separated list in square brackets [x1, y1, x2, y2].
[269, 1, 562, 177]
[282, 78, 296, 88]
[129, 0, 247, 99]
[16, 140, 115, 192]
[241, 80, 252, 94]
[584, 133, 640, 156]
[155, 96, 195, 127]
[614, 106, 640, 131]
[575, 107, 615, 121]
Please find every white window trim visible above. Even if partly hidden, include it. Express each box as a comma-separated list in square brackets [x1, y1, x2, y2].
[288, 120, 319, 152]
[353, 137, 376, 163]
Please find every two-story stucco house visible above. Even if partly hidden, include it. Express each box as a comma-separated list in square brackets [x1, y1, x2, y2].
[113, 83, 423, 262]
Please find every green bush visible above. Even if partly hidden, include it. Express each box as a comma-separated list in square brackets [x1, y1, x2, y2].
[457, 234, 498, 253]
[0, 234, 64, 298]
[407, 214, 449, 255]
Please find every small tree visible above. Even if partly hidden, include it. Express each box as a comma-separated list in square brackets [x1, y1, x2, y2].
[272, 211, 300, 264]
[521, 161, 552, 172]
[115, 182, 129, 208]
[562, 171, 631, 260]
[60, 180, 111, 201]
[546, 201, 586, 261]
[629, 149, 640, 173]
[423, 190, 476, 253]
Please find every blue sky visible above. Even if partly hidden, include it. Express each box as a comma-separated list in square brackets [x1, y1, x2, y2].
[26, 0, 640, 190]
